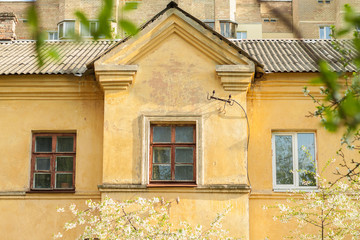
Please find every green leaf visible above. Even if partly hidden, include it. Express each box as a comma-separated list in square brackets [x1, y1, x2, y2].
[119, 19, 138, 36]
[122, 2, 138, 11]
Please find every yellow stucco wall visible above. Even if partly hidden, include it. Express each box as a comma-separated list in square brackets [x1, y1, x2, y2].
[0, 10, 356, 240]
[0, 74, 103, 239]
[94, 11, 254, 238]
[247, 73, 356, 240]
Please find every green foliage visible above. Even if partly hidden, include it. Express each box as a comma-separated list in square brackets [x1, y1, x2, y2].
[27, 5, 46, 66]
[27, 0, 139, 66]
[305, 4, 360, 137]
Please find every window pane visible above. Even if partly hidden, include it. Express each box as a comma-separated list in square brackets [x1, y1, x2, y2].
[90, 22, 97, 36]
[175, 147, 193, 163]
[59, 23, 63, 38]
[275, 135, 294, 185]
[65, 22, 75, 37]
[81, 22, 89, 36]
[153, 127, 171, 142]
[298, 133, 316, 186]
[57, 136, 74, 152]
[152, 165, 171, 180]
[205, 21, 214, 29]
[220, 22, 225, 35]
[55, 173, 73, 189]
[36, 157, 50, 170]
[325, 27, 331, 39]
[175, 126, 193, 143]
[35, 137, 52, 152]
[56, 156, 73, 171]
[175, 165, 193, 180]
[34, 173, 51, 188]
[320, 27, 324, 39]
[153, 147, 171, 163]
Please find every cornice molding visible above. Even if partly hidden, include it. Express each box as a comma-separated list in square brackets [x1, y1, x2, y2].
[216, 65, 254, 92]
[0, 78, 103, 100]
[98, 184, 251, 193]
[95, 64, 138, 91]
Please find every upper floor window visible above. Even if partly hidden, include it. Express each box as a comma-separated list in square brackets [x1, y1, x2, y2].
[80, 21, 99, 37]
[319, 26, 331, 39]
[318, 0, 331, 3]
[30, 133, 76, 191]
[150, 124, 196, 184]
[272, 132, 317, 191]
[125, 1, 140, 9]
[58, 20, 75, 39]
[203, 20, 215, 30]
[220, 20, 237, 38]
[236, 31, 247, 39]
[47, 31, 58, 40]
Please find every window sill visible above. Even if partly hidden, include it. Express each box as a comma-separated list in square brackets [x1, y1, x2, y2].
[27, 189, 75, 193]
[273, 187, 318, 193]
[147, 183, 197, 188]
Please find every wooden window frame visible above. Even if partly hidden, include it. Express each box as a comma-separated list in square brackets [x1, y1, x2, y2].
[30, 133, 76, 192]
[149, 124, 196, 185]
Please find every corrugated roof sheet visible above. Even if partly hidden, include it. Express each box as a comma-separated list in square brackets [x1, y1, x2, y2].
[0, 40, 118, 75]
[232, 39, 358, 73]
[0, 39, 358, 75]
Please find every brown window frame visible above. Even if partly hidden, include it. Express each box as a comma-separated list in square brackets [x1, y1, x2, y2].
[149, 124, 196, 185]
[30, 133, 76, 192]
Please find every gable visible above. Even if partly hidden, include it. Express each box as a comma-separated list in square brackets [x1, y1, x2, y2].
[94, 6, 257, 93]
[96, 10, 254, 67]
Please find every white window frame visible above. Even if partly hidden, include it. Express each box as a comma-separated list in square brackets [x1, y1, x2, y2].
[80, 20, 99, 38]
[58, 20, 75, 39]
[47, 31, 58, 40]
[272, 132, 318, 191]
[203, 20, 215, 30]
[236, 31, 247, 39]
[319, 26, 332, 39]
[141, 115, 204, 186]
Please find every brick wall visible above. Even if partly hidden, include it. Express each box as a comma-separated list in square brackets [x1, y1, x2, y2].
[0, 12, 18, 40]
[261, 1, 292, 33]
[236, 0, 261, 23]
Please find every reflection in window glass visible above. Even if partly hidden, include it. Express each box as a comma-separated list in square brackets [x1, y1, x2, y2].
[55, 173, 73, 189]
[298, 133, 316, 186]
[56, 156, 73, 171]
[36, 157, 50, 171]
[57, 136, 74, 152]
[153, 127, 171, 142]
[35, 137, 52, 152]
[175, 126, 193, 143]
[34, 173, 51, 188]
[175, 147, 193, 163]
[275, 135, 294, 185]
[175, 165, 193, 180]
[152, 165, 171, 180]
[153, 147, 171, 163]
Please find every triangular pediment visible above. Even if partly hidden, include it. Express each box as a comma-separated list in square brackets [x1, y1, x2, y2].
[95, 6, 256, 68]
[94, 3, 260, 92]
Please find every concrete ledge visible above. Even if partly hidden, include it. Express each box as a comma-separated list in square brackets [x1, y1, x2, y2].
[95, 64, 138, 91]
[216, 65, 254, 92]
[98, 184, 251, 193]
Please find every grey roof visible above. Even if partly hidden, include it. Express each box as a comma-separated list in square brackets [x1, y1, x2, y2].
[232, 39, 358, 73]
[0, 39, 357, 75]
[0, 40, 117, 75]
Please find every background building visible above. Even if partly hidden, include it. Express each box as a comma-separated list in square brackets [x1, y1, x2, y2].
[0, 0, 359, 40]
